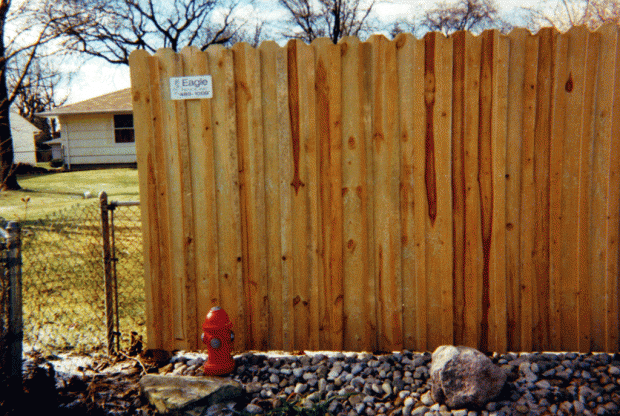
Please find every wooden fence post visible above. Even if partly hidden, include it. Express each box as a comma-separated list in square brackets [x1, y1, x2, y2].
[7, 221, 22, 400]
[100, 192, 114, 354]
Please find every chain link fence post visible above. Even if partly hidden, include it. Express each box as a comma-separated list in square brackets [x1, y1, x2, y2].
[100, 192, 115, 355]
[7, 221, 23, 403]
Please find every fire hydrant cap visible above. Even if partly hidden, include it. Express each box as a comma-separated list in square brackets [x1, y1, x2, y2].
[202, 306, 233, 331]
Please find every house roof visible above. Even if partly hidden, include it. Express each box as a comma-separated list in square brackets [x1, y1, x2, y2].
[39, 88, 132, 117]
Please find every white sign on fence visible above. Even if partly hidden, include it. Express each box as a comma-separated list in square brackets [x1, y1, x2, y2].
[169, 75, 213, 100]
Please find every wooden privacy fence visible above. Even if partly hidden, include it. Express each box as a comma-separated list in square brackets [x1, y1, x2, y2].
[129, 24, 620, 354]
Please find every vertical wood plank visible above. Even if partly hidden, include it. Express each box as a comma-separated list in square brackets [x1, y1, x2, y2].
[519, 34, 539, 352]
[158, 49, 195, 350]
[129, 50, 166, 349]
[425, 32, 454, 349]
[504, 29, 527, 352]
[287, 39, 317, 350]
[587, 24, 612, 351]
[341, 37, 376, 351]
[206, 44, 245, 350]
[451, 30, 466, 347]
[603, 24, 620, 352]
[180, 46, 218, 348]
[459, 31, 483, 349]
[233, 42, 269, 350]
[532, 28, 554, 351]
[299, 41, 320, 352]
[314, 38, 344, 351]
[369, 34, 402, 352]
[577, 29, 599, 352]
[548, 30, 568, 352]
[260, 41, 285, 350]
[479, 30, 494, 352]
[485, 30, 509, 353]
[275, 43, 294, 352]
[395, 33, 426, 351]
[560, 27, 587, 352]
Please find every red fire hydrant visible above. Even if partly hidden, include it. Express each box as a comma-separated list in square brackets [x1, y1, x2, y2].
[201, 306, 235, 376]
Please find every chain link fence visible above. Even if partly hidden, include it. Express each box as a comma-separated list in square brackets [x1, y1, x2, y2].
[16, 198, 144, 354]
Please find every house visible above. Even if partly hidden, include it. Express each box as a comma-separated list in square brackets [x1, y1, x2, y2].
[11, 110, 40, 165]
[39, 88, 135, 168]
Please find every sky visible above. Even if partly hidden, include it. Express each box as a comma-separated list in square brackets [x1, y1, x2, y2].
[59, 0, 546, 105]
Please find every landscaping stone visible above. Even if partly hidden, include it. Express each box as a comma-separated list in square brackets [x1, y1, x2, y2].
[139, 374, 242, 414]
[430, 345, 507, 409]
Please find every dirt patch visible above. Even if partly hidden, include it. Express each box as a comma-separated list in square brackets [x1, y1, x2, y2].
[1, 351, 160, 416]
[14, 163, 53, 176]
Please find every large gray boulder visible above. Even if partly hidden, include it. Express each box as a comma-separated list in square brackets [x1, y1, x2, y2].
[430, 345, 506, 409]
[140, 374, 242, 414]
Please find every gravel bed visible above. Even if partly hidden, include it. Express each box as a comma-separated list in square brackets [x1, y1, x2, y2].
[159, 350, 620, 416]
[18, 349, 620, 415]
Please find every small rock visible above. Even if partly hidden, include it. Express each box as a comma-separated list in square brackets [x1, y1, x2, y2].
[420, 391, 434, 406]
[411, 406, 429, 415]
[244, 403, 264, 414]
[306, 392, 321, 403]
[158, 363, 173, 374]
[246, 382, 262, 394]
[382, 381, 392, 396]
[294, 383, 307, 394]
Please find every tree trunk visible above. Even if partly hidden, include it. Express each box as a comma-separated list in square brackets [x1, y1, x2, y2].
[0, 0, 20, 191]
[0, 103, 18, 190]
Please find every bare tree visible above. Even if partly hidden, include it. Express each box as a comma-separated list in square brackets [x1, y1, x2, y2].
[10, 58, 68, 125]
[53, 0, 261, 65]
[421, 0, 509, 36]
[9, 56, 68, 150]
[387, 20, 417, 38]
[523, 0, 620, 31]
[278, 0, 376, 44]
[0, 0, 77, 190]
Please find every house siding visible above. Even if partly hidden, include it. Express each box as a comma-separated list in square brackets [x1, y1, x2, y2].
[60, 113, 136, 166]
[11, 111, 38, 165]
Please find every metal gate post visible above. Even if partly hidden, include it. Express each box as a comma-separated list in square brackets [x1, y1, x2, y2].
[7, 221, 22, 399]
[100, 192, 114, 354]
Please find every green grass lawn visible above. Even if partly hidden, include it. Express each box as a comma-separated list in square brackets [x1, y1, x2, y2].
[0, 167, 140, 221]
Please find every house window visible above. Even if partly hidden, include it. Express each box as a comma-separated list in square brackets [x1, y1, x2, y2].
[114, 114, 134, 143]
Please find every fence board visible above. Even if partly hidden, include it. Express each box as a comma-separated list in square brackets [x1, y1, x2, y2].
[578, 29, 599, 352]
[395, 33, 425, 351]
[234, 42, 269, 350]
[424, 32, 453, 349]
[589, 26, 611, 352]
[604, 24, 620, 352]
[129, 50, 162, 349]
[560, 27, 586, 352]
[259, 41, 285, 350]
[481, 32, 508, 352]
[519, 32, 539, 352]
[369, 35, 402, 352]
[181, 46, 216, 347]
[129, 26, 620, 353]
[504, 28, 526, 351]
[314, 38, 344, 351]
[341, 37, 376, 352]
[207, 45, 246, 350]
